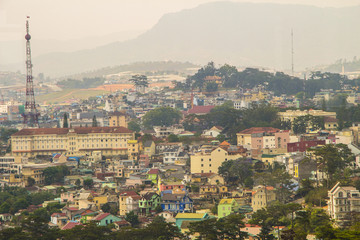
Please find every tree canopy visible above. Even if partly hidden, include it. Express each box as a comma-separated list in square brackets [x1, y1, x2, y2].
[142, 107, 181, 129]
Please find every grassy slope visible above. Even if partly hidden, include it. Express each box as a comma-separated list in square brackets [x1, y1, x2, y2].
[37, 89, 109, 104]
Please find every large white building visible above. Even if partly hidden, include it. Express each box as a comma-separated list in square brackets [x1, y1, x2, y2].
[328, 182, 360, 227]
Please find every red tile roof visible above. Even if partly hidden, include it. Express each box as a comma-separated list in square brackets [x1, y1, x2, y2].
[114, 220, 130, 226]
[93, 213, 110, 221]
[61, 221, 82, 230]
[244, 224, 261, 228]
[12, 126, 133, 136]
[187, 105, 215, 114]
[239, 127, 280, 134]
[219, 141, 230, 146]
[148, 169, 160, 175]
[66, 207, 79, 211]
[324, 117, 338, 122]
[51, 212, 66, 217]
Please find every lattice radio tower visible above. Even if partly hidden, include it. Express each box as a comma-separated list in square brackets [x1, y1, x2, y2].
[23, 16, 40, 128]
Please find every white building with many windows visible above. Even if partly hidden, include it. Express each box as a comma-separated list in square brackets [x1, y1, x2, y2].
[328, 182, 360, 227]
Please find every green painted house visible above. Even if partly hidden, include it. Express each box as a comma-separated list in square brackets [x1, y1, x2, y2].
[146, 169, 160, 184]
[139, 192, 161, 215]
[93, 213, 122, 226]
[218, 198, 238, 218]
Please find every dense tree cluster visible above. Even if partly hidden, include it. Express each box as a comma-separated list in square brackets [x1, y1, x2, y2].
[43, 165, 70, 185]
[183, 102, 287, 143]
[174, 62, 360, 97]
[0, 187, 56, 214]
[0, 127, 18, 143]
[142, 107, 181, 129]
[188, 214, 247, 240]
[312, 144, 355, 188]
[0, 215, 183, 240]
[292, 115, 324, 134]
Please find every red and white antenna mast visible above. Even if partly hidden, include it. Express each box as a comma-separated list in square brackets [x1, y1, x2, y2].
[23, 16, 40, 128]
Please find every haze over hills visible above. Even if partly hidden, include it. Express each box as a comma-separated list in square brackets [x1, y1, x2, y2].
[2, 1, 360, 77]
[0, 30, 144, 66]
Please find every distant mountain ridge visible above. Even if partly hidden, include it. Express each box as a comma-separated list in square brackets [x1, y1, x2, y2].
[4, 1, 360, 77]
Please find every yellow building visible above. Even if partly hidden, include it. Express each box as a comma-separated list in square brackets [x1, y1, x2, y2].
[142, 140, 156, 157]
[278, 109, 336, 123]
[93, 195, 108, 210]
[109, 112, 129, 128]
[199, 185, 218, 194]
[11, 127, 134, 157]
[251, 186, 276, 212]
[0, 174, 24, 187]
[128, 140, 139, 161]
[22, 165, 46, 185]
[119, 191, 140, 216]
[190, 147, 246, 174]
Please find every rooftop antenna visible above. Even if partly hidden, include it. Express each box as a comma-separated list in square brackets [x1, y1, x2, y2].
[291, 29, 294, 77]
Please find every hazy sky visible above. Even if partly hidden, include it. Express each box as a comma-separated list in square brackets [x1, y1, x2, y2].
[1, 0, 360, 41]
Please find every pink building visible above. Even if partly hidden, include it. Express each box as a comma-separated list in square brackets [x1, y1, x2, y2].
[61, 192, 75, 203]
[274, 130, 290, 149]
[139, 155, 150, 168]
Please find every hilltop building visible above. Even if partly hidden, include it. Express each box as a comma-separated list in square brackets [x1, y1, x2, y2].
[11, 127, 134, 157]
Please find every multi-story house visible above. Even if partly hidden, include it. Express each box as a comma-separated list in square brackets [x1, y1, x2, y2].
[11, 127, 134, 157]
[237, 127, 290, 150]
[119, 191, 141, 216]
[153, 125, 184, 138]
[22, 165, 46, 185]
[108, 111, 130, 128]
[161, 193, 193, 213]
[0, 156, 22, 174]
[142, 140, 156, 157]
[127, 140, 139, 160]
[162, 146, 189, 165]
[218, 198, 238, 218]
[147, 169, 160, 184]
[328, 182, 360, 227]
[139, 192, 161, 215]
[139, 155, 150, 168]
[251, 185, 276, 212]
[190, 146, 246, 174]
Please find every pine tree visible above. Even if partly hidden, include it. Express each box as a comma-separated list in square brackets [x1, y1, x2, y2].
[92, 115, 98, 127]
[63, 114, 68, 128]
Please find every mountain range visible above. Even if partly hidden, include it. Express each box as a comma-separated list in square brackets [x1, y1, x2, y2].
[2, 1, 360, 77]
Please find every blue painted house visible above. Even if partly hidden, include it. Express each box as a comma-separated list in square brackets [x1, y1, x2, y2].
[93, 213, 122, 226]
[161, 193, 193, 213]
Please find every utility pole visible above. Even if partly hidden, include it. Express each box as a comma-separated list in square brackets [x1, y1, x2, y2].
[23, 16, 40, 128]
